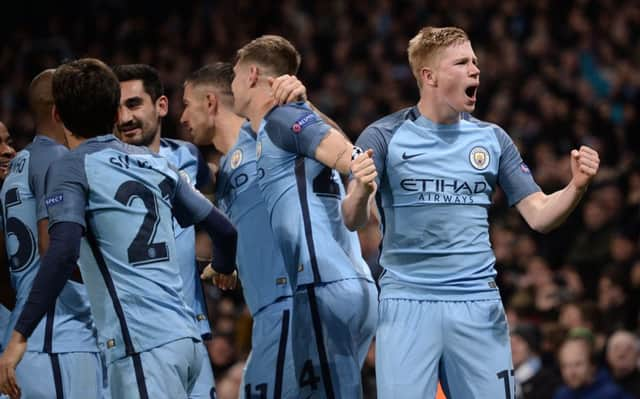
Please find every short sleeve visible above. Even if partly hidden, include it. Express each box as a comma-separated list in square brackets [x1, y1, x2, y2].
[354, 126, 389, 187]
[494, 127, 541, 206]
[172, 174, 214, 227]
[44, 154, 89, 229]
[31, 145, 68, 221]
[264, 103, 332, 159]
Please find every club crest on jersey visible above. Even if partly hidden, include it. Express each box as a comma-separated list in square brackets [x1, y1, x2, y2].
[230, 149, 243, 169]
[469, 146, 490, 170]
[291, 113, 317, 133]
[256, 141, 262, 159]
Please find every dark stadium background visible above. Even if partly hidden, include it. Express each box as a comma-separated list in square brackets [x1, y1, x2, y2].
[1, 1, 639, 397]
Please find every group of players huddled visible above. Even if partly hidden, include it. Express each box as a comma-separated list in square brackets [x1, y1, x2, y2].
[0, 26, 598, 399]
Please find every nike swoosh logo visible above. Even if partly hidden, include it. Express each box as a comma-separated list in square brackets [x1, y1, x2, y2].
[402, 152, 421, 160]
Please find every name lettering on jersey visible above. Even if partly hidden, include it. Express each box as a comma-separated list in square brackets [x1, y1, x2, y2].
[9, 158, 26, 174]
[291, 113, 317, 133]
[233, 173, 248, 188]
[400, 178, 487, 194]
[109, 155, 153, 170]
[400, 178, 489, 204]
[45, 193, 64, 208]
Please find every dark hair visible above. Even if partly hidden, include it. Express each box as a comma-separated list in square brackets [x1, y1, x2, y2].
[185, 62, 234, 97]
[53, 58, 120, 138]
[112, 64, 164, 102]
[236, 35, 300, 76]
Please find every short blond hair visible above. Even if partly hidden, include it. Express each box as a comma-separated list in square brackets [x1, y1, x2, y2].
[236, 35, 301, 76]
[408, 26, 469, 87]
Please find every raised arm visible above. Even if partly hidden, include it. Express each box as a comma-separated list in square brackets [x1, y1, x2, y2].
[516, 146, 599, 233]
[343, 149, 377, 230]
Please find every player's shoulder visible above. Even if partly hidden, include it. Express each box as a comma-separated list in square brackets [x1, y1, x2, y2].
[266, 102, 318, 127]
[461, 113, 507, 136]
[24, 135, 68, 159]
[363, 106, 419, 135]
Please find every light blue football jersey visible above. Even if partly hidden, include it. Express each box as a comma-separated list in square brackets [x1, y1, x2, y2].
[44, 134, 210, 364]
[256, 103, 373, 288]
[0, 135, 98, 353]
[159, 138, 211, 337]
[215, 123, 292, 315]
[355, 108, 540, 300]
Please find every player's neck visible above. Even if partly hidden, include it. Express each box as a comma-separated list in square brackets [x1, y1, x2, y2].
[247, 89, 277, 133]
[37, 122, 66, 145]
[213, 112, 244, 155]
[417, 97, 461, 125]
[148, 130, 162, 153]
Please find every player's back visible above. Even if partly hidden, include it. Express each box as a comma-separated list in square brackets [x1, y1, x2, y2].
[216, 124, 291, 315]
[45, 134, 199, 363]
[0, 136, 97, 353]
[357, 107, 539, 300]
[256, 103, 373, 288]
[159, 138, 210, 336]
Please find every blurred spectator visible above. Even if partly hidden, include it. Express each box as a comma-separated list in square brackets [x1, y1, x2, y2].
[511, 323, 562, 399]
[554, 331, 631, 399]
[605, 330, 640, 398]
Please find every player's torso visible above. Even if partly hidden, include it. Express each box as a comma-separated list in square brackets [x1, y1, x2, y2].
[75, 138, 198, 362]
[1, 140, 96, 352]
[216, 128, 291, 314]
[377, 116, 501, 299]
[256, 122, 371, 287]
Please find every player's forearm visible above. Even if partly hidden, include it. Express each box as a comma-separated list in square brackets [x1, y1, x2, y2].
[14, 222, 81, 337]
[342, 187, 373, 231]
[198, 207, 237, 275]
[314, 130, 353, 175]
[522, 182, 586, 233]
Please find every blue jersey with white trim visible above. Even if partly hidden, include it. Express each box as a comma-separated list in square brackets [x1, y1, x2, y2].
[216, 124, 291, 315]
[0, 136, 98, 353]
[44, 134, 208, 363]
[355, 107, 540, 300]
[159, 138, 210, 337]
[256, 103, 373, 288]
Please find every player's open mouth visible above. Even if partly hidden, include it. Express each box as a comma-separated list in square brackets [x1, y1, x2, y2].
[0, 160, 10, 172]
[465, 85, 478, 100]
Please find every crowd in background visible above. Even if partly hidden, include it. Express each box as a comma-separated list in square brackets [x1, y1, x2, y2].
[1, 0, 639, 397]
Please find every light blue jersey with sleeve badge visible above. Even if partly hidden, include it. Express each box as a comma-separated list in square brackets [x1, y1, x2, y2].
[356, 107, 540, 300]
[256, 103, 373, 289]
[159, 138, 211, 338]
[216, 123, 292, 315]
[0, 135, 98, 353]
[44, 134, 205, 364]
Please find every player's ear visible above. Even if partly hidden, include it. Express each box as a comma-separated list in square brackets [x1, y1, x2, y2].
[52, 104, 63, 124]
[421, 66, 437, 87]
[205, 92, 218, 115]
[156, 95, 169, 118]
[249, 65, 259, 87]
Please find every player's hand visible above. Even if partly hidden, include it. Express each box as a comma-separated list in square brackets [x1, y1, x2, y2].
[570, 145, 599, 191]
[350, 149, 377, 196]
[0, 332, 27, 399]
[269, 75, 307, 105]
[200, 265, 237, 291]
